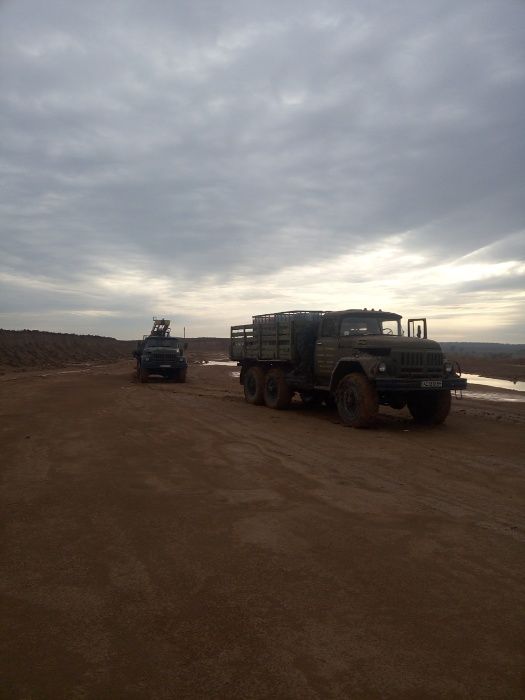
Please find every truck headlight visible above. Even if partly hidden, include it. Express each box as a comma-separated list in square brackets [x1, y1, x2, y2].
[444, 361, 453, 373]
[378, 361, 387, 373]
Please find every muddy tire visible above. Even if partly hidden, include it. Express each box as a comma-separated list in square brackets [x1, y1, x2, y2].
[139, 365, 149, 383]
[264, 368, 292, 410]
[407, 390, 451, 425]
[243, 366, 265, 405]
[336, 373, 378, 428]
[177, 368, 187, 383]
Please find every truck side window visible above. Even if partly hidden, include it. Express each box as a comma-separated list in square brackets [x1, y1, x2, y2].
[340, 317, 380, 336]
[340, 317, 363, 336]
[321, 317, 338, 337]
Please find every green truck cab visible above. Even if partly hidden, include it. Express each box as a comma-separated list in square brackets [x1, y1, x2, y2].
[230, 309, 466, 427]
[133, 318, 188, 383]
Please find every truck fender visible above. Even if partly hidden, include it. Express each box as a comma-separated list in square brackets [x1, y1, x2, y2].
[329, 359, 366, 393]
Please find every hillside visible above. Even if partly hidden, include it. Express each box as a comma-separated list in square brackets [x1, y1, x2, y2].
[441, 342, 525, 382]
[440, 342, 525, 357]
[184, 337, 230, 356]
[0, 330, 230, 373]
[0, 329, 136, 372]
[1, 329, 524, 381]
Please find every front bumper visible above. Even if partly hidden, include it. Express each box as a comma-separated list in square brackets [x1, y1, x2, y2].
[375, 376, 467, 392]
[141, 358, 188, 370]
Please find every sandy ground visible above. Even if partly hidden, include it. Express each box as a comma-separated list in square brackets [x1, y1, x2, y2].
[1, 359, 524, 699]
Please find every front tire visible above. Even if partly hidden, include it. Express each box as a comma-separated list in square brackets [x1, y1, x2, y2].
[264, 368, 292, 409]
[139, 365, 149, 383]
[177, 368, 187, 383]
[336, 373, 378, 427]
[407, 390, 451, 425]
[243, 366, 265, 405]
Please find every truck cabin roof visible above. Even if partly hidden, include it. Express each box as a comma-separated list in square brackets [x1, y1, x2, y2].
[143, 335, 184, 343]
[251, 309, 402, 324]
[325, 309, 402, 320]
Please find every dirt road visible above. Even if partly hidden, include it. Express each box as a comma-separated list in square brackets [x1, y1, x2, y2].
[1, 360, 524, 699]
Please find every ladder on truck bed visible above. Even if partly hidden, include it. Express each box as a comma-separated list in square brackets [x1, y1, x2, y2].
[150, 318, 171, 337]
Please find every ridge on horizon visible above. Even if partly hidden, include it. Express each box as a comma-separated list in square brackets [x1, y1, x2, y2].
[1, 328, 525, 350]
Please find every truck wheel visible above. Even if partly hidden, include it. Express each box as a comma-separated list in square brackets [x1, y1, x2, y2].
[139, 365, 149, 383]
[407, 390, 451, 425]
[177, 368, 187, 383]
[336, 373, 378, 428]
[244, 366, 265, 405]
[264, 368, 292, 409]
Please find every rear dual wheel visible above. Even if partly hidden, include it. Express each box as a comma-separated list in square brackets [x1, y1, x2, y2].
[263, 368, 292, 410]
[243, 366, 265, 405]
[243, 366, 292, 410]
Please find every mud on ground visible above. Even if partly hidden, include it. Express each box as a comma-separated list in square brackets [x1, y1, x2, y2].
[1, 358, 524, 699]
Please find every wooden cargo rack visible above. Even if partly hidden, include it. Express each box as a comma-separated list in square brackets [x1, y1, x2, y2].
[231, 310, 324, 362]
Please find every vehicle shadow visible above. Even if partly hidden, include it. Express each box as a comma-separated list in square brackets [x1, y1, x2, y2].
[287, 398, 448, 433]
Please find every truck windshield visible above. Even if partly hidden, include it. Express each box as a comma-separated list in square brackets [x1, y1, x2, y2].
[340, 317, 401, 336]
[145, 338, 182, 349]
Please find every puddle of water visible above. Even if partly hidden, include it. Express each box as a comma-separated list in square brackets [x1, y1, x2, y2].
[462, 373, 525, 392]
[212, 367, 525, 402]
[464, 391, 525, 403]
[201, 360, 238, 367]
[199, 365, 525, 399]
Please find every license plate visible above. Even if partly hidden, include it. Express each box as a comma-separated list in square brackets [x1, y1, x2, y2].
[421, 380, 442, 388]
[160, 364, 171, 368]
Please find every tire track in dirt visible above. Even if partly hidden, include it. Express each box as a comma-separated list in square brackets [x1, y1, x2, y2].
[2, 360, 524, 699]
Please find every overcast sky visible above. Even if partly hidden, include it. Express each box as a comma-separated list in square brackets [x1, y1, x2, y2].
[1, 0, 524, 342]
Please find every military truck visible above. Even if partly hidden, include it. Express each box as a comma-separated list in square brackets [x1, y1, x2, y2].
[133, 318, 188, 383]
[230, 309, 466, 427]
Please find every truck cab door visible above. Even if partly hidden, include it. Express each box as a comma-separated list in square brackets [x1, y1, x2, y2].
[314, 315, 340, 384]
[408, 318, 427, 338]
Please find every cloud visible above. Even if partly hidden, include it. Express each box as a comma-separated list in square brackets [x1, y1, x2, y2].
[0, 0, 524, 341]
